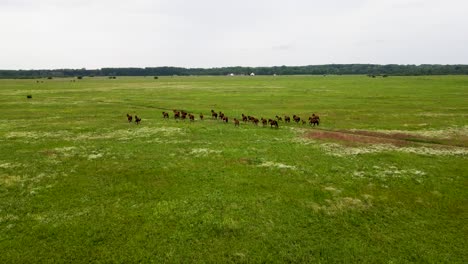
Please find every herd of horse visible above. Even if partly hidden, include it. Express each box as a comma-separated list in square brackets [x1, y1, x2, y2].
[127, 109, 320, 128]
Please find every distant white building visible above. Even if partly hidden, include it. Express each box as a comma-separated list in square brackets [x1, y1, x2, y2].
[250, 72, 255, 76]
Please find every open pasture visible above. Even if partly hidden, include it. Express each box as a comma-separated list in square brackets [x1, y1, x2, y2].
[0, 75, 467, 262]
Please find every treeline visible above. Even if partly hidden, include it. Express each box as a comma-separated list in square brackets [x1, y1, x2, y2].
[1, 64, 467, 78]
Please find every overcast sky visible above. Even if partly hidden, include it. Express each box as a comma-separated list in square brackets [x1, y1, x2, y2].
[1, 0, 467, 69]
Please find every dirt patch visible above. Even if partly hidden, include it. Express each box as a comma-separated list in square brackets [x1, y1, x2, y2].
[305, 130, 409, 146]
[238, 158, 251, 165]
[348, 130, 419, 140]
[345, 130, 445, 144]
[305, 128, 468, 147]
[40, 150, 58, 156]
[302, 129, 468, 156]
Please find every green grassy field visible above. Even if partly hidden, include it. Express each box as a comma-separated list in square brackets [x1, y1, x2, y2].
[1, 75, 467, 263]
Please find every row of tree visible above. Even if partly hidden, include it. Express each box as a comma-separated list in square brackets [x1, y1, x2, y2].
[1, 64, 467, 78]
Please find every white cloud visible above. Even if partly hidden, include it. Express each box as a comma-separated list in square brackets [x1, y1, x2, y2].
[0, 0, 467, 69]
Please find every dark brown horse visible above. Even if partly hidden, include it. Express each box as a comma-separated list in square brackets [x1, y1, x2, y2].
[309, 116, 319, 126]
[269, 119, 279, 128]
[293, 115, 301, 123]
[242, 114, 248, 122]
[211, 110, 218, 119]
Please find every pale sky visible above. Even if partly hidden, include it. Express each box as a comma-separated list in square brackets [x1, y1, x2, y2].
[1, 0, 467, 69]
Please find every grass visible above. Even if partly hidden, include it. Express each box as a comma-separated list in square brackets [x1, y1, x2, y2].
[0, 75, 467, 263]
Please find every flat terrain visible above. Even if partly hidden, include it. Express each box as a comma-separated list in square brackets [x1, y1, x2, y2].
[0, 75, 467, 263]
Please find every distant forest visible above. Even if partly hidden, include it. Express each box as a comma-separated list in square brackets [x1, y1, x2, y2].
[1, 64, 467, 78]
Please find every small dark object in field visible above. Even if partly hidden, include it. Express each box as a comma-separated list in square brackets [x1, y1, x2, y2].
[189, 114, 195, 122]
[127, 113, 133, 122]
[383, 75, 388, 78]
[252, 118, 259, 126]
[284, 116, 290, 123]
[77, 76, 83, 79]
[234, 118, 240, 127]
[135, 115, 141, 124]
[242, 114, 248, 122]
[199, 113, 204, 120]
[309, 114, 320, 126]
[27, 95, 32, 99]
[47, 77, 53, 79]
[309, 118, 319, 126]
[269, 119, 279, 128]
[293, 115, 301, 123]
[154, 76, 159, 79]
[211, 109, 218, 119]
